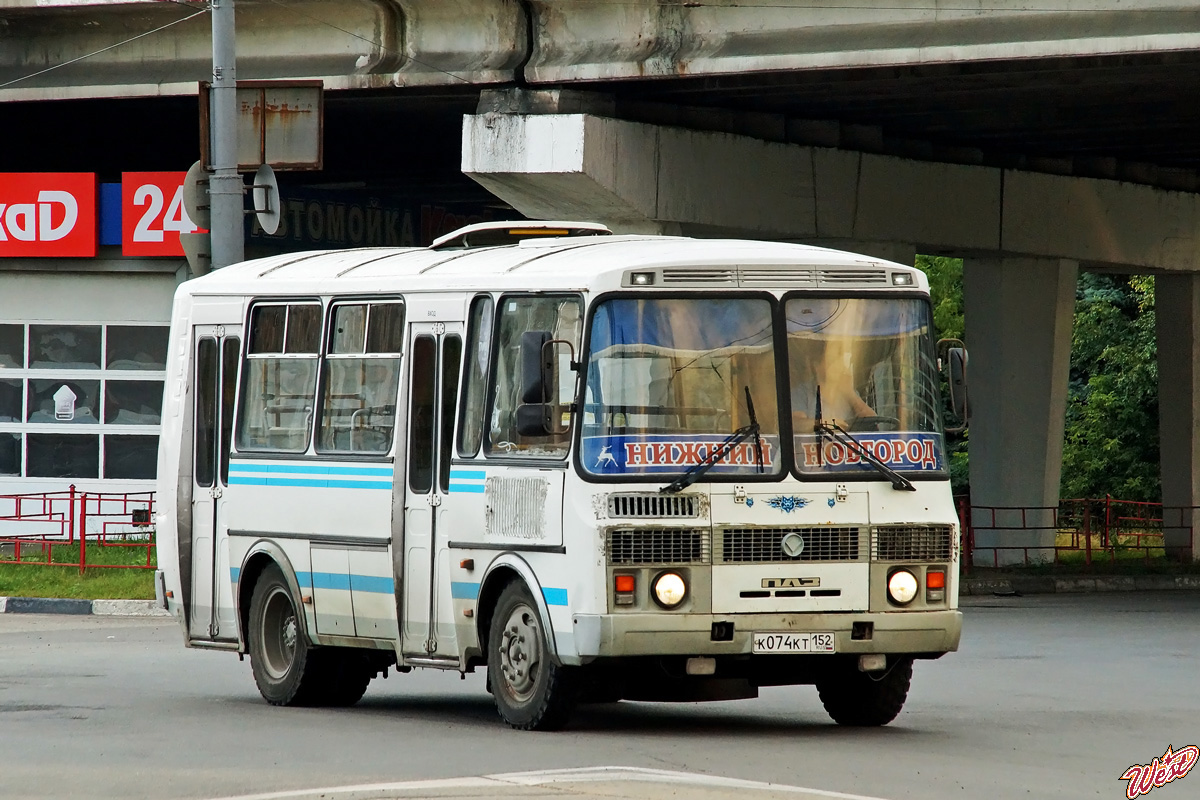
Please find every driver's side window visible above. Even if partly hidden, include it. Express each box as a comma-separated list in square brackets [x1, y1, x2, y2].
[486, 294, 581, 459]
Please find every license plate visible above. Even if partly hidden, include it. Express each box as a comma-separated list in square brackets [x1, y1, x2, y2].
[752, 631, 836, 654]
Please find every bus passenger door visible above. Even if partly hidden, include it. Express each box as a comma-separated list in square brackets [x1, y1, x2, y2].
[401, 322, 463, 658]
[189, 325, 242, 642]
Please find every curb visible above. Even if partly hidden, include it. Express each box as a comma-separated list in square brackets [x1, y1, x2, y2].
[962, 574, 1200, 596]
[0, 596, 169, 617]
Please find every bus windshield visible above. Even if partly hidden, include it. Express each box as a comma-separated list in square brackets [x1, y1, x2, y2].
[786, 296, 944, 476]
[581, 297, 781, 478]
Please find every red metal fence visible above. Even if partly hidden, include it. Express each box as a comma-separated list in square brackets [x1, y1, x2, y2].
[0, 486, 155, 573]
[958, 496, 1193, 571]
[2, 485, 1187, 574]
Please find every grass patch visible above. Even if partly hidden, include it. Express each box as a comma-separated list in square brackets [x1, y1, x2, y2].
[0, 540, 156, 599]
[970, 559, 1200, 577]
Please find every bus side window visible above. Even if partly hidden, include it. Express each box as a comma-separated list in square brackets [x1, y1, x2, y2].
[486, 295, 581, 458]
[236, 302, 321, 453]
[457, 295, 493, 457]
[317, 301, 404, 454]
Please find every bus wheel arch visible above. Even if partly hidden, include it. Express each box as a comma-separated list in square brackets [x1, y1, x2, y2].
[475, 556, 560, 665]
[236, 545, 308, 654]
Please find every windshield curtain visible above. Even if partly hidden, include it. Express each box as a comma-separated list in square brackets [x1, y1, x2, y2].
[581, 297, 781, 478]
[785, 296, 945, 476]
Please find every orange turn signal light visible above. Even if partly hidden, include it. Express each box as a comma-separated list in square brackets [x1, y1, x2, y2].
[926, 570, 946, 589]
[615, 575, 636, 593]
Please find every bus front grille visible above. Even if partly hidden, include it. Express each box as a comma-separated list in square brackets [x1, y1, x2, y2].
[606, 528, 710, 565]
[716, 526, 865, 563]
[608, 493, 699, 519]
[872, 525, 954, 561]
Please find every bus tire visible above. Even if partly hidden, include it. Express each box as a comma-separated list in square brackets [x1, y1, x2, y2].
[816, 657, 913, 727]
[248, 564, 324, 706]
[487, 581, 576, 731]
[316, 650, 373, 707]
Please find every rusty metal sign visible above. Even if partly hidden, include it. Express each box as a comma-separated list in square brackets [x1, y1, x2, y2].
[200, 80, 323, 172]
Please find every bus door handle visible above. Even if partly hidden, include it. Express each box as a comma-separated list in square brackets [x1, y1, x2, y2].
[427, 494, 442, 507]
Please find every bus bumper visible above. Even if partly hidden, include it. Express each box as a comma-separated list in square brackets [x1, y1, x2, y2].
[569, 609, 962, 660]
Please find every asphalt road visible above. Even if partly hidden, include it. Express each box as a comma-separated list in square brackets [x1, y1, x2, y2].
[1, 592, 1198, 800]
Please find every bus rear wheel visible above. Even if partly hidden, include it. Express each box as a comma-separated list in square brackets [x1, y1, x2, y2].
[487, 582, 576, 731]
[316, 649, 374, 707]
[816, 657, 913, 726]
[248, 564, 325, 706]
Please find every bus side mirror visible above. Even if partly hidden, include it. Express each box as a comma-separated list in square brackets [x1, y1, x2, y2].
[517, 331, 574, 436]
[938, 339, 969, 432]
[520, 331, 553, 404]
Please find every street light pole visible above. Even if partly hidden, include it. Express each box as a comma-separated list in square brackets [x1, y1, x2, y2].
[209, 0, 244, 268]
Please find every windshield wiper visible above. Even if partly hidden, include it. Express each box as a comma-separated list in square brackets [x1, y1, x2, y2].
[813, 385, 915, 492]
[661, 386, 762, 494]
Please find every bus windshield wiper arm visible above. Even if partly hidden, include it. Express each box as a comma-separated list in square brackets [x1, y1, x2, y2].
[661, 387, 761, 494]
[813, 393, 914, 491]
[746, 385, 765, 474]
[813, 385, 913, 491]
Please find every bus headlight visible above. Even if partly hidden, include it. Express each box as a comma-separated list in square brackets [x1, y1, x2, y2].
[887, 569, 919, 606]
[652, 572, 687, 608]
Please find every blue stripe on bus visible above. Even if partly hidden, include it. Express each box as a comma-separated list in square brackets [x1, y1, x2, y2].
[542, 588, 568, 606]
[228, 463, 394, 477]
[448, 469, 486, 480]
[350, 574, 395, 594]
[230, 567, 240, 583]
[309, 571, 352, 591]
[296, 571, 395, 594]
[447, 483, 486, 494]
[227, 477, 393, 490]
[451, 581, 480, 600]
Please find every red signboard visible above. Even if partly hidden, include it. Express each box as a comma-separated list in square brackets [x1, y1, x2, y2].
[0, 173, 97, 257]
[121, 172, 202, 257]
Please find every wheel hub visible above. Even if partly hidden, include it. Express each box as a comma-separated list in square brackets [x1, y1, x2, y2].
[497, 604, 541, 701]
[261, 587, 298, 680]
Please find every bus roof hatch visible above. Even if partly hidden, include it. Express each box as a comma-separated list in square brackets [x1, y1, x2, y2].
[429, 220, 612, 251]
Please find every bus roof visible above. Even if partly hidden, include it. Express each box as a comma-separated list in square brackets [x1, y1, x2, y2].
[179, 230, 926, 296]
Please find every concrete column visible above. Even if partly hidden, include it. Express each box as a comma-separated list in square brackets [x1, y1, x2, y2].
[1156, 274, 1200, 561]
[964, 257, 1078, 566]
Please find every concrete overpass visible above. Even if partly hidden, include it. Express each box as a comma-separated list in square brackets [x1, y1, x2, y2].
[4, 0, 1200, 561]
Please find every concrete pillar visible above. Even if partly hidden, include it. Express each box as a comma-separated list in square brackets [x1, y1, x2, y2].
[964, 257, 1078, 566]
[1156, 274, 1200, 561]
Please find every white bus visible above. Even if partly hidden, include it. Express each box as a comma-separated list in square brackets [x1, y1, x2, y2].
[156, 221, 963, 730]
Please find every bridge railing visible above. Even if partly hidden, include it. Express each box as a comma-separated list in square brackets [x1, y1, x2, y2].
[0, 486, 156, 573]
[958, 496, 1192, 571]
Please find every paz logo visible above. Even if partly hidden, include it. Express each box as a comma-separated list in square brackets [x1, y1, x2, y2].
[1119, 745, 1198, 799]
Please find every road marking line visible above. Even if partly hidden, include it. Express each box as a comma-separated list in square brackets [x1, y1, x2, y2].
[201, 765, 892, 800]
[494, 767, 891, 798]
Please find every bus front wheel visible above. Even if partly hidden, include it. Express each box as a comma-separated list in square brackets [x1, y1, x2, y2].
[487, 581, 576, 731]
[248, 564, 324, 706]
[816, 657, 913, 726]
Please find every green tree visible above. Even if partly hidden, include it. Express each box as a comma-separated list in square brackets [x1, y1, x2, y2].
[916, 255, 965, 341]
[1060, 274, 1159, 501]
[915, 255, 968, 493]
[913, 259, 1160, 501]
